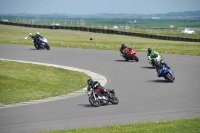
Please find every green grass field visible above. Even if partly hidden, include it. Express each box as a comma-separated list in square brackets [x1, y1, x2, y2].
[39, 117, 200, 133]
[0, 24, 200, 56]
[0, 60, 90, 105]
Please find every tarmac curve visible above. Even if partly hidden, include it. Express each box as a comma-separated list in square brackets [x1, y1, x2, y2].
[0, 44, 200, 133]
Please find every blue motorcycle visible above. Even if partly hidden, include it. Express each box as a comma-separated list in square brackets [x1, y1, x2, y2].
[36, 37, 50, 50]
[25, 33, 50, 50]
[157, 65, 175, 82]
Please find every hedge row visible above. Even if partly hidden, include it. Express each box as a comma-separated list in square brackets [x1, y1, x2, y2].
[1, 21, 199, 42]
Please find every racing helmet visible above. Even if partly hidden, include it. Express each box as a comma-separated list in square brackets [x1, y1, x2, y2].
[87, 79, 94, 86]
[36, 32, 40, 35]
[148, 48, 152, 54]
[29, 33, 33, 36]
[121, 44, 126, 47]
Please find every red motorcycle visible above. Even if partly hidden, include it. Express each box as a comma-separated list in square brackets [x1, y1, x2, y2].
[120, 48, 139, 62]
[86, 88, 119, 107]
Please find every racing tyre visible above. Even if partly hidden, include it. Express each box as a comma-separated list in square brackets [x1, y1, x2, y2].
[109, 94, 119, 104]
[45, 44, 50, 50]
[165, 72, 174, 82]
[89, 97, 100, 107]
[134, 56, 139, 62]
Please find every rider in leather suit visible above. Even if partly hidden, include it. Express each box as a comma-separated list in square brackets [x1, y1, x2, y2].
[35, 32, 43, 44]
[120, 44, 129, 57]
[87, 79, 107, 98]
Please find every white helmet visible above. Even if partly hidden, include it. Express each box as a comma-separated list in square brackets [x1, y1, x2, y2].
[29, 33, 32, 35]
[36, 32, 40, 35]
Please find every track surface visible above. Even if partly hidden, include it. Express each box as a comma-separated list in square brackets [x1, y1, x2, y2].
[0, 44, 200, 133]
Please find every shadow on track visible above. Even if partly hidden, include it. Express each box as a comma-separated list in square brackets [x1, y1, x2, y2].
[29, 48, 46, 50]
[78, 103, 113, 108]
[115, 60, 136, 62]
[147, 79, 173, 83]
[78, 104, 94, 108]
[140, 66, 155, 69]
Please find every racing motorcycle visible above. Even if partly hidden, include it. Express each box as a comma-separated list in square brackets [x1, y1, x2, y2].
[86, 88, 119, 107]
[156, 65, 175, 82]
[25, 33, 50, 50]
[155, 55, 175, 82]
[120, 48, 139, 62]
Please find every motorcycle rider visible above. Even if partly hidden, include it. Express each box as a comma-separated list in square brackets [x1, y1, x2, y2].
[35, 32, 43, 44]
[87, 79, 107, 99]
[154, 54, 170, 77]
[120, 44, 129, 57]
[147, 48, 170, 71]
[147, 48, 161, 60]
[147, 48, 164, 66]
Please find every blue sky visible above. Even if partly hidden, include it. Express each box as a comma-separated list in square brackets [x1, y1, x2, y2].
[0, 0, 200, 14]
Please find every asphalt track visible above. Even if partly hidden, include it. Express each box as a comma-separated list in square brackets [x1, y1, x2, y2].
[0, 44, 200, 133]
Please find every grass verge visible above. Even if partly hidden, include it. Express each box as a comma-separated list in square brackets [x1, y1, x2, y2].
[0, 60, 90, 105]
[38, 117, 200, 133]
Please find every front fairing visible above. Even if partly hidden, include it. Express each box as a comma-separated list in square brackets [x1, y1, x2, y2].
[130, 49, 136, 56]
[160, 67, 168, 76]
[38, 38, 48, 45]
[159, 66, 173, 77]
[126, 48, 136, 57]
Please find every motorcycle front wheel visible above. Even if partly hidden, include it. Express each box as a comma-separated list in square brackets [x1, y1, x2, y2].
[134, 56, 139, 62]
[165, 72, 174, 82]
[45, 44, 50, 50]
[109, 94, 119, 104]
[89, 97, 100, 107]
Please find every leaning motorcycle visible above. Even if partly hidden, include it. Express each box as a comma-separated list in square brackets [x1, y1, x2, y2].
[120, 48, 139, 62]
[154, 55, 175, 82]
[156, 65, 175, 82]
[86, 88, 119, 107]
[25, 33, 50, 50]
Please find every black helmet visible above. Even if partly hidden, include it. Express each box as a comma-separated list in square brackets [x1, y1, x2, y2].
[87, 79, 93, 86]
[148, 48, 152, 53]
[121, 44, 126, 48]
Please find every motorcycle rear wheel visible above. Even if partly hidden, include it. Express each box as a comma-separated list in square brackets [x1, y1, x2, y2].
[89, 97, 100, 107]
